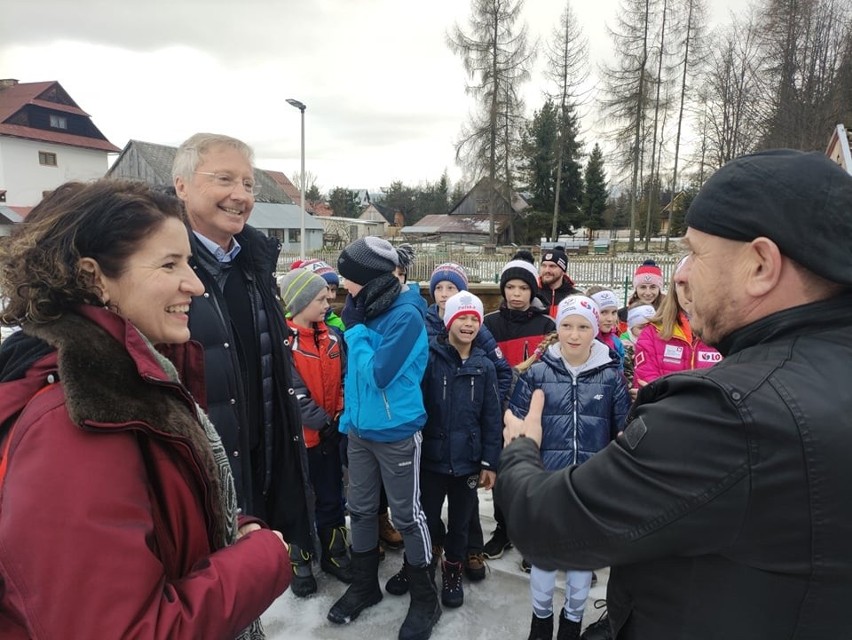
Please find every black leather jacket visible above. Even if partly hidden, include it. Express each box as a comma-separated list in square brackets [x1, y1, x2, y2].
[497, 292, 852, 639]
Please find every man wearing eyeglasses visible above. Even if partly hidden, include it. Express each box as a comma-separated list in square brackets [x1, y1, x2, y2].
[170, 133, 315, 596]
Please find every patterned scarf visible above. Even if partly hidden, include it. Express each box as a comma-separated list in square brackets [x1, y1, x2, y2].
[147, 340, 266, 640]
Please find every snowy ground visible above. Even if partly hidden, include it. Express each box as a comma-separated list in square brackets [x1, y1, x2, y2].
[261, 488, 609, 639]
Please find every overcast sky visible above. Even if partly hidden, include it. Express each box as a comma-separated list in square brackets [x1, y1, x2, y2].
[1, 0, 740, 194]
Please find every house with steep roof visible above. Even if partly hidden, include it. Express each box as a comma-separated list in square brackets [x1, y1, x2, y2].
[400, 178, 529, 244]
[826, 124, 852, 175]
[107, 139, 324, 252]
[0, 78, 121, 206]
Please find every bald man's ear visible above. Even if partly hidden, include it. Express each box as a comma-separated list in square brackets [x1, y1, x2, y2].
[745, 237, 782, 297]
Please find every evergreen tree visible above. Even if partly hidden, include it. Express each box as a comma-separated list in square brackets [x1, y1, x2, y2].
[328, 187, 359, 218]
[447, 0, 536, 243]
[581, 144, 608, 239]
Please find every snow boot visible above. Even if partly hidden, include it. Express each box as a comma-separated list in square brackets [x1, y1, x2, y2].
[557, 610, 582, 640]
[319, 525, 353, 584]
[440, 559, 464, 608]
[528, 612, 554, 640]
[482, 525, 513, 559]
[398, 563, 442, 640]
[464, 552, 487, 581]
[386, 559, 410, 596]
[288, 543, 317, 598]
[379, 510, 404, 550]
[327, 547, 383, 624]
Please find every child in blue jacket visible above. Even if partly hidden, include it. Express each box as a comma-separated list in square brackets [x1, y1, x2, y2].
[327, 237, 440, 640]
[509, 295, 631, 640]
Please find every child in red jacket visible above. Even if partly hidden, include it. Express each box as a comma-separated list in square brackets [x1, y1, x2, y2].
[280, 268, 351, 593]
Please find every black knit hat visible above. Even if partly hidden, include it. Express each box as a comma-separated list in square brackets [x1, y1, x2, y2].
[541, 247, 568, 273]
[499, 259, 539, 299]
[686, 149, 852, 285]
[337, 236, 399, 285]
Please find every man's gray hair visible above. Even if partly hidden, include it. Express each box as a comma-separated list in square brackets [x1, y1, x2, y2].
[171, 133, 255, 182]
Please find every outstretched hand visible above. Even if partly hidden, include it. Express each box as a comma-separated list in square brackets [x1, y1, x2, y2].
[503, 388, 544, 448]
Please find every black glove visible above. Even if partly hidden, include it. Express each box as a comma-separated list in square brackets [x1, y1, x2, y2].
[341, 293, 366, 329]
[319, 417, 339, 442]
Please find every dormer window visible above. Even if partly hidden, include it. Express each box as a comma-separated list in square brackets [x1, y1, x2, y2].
[49, 114, 67, 129]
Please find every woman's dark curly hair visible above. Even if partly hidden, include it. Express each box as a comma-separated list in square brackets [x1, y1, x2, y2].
[0, 179, 188, 325]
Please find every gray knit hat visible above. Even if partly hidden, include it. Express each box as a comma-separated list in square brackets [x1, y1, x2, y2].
[337, 236, 399, 285]
[278, 268, 328, 317]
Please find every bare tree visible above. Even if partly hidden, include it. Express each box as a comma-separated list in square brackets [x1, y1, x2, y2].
[543, 0, 589, 240]
[599, 0, 661, 251]
[448, 0, 536, 244]
[664, 0, 708, 251]
[757, 0, 852, 150]
[702, 12, 764, 168]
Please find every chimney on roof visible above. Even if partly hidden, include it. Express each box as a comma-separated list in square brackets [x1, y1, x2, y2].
[0, 79, 20, 90]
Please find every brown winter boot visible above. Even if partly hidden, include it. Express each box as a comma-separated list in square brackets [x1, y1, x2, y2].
[379, 511, 404, 550]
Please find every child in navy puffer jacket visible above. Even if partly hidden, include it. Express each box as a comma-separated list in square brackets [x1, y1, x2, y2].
[419, 292, 501, 609]
[509, 296, 631, 640]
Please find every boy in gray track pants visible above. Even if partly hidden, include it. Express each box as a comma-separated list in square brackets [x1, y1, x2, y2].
[326, 236, 441, 640]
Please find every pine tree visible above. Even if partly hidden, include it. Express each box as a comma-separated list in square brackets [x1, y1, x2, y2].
[581, 144, 608, 239]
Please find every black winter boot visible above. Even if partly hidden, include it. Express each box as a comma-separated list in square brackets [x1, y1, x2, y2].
[528, 612, 554, 640]
[327, 547, 383, 624]
[557, 610, 582, 640]
[386, 560, 410, 596]
[319, 525, 353, 584]
[440, 559, 464, 608]
[288, 543, 317, 598]
[398, 563, 442, 640]
[482, 525, 513, 559]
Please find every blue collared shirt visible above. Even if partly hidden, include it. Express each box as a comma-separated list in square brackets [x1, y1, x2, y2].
[193, 231, 241, 263]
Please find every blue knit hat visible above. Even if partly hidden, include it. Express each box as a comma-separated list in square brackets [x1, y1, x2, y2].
[429, 262, 469, 297]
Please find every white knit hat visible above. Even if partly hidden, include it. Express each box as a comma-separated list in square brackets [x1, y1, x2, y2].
[443, 291, 484, 328]
[590, 289, 618, 311]
[627, 304, 656, 329]
[555, 295, 600, 335]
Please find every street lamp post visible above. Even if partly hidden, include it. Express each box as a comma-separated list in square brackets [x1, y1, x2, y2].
[286, 98, 307, 259]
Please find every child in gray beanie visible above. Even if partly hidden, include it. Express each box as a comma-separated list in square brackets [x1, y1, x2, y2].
[278, 268, 329, 318]
[328, 237, 440, 639]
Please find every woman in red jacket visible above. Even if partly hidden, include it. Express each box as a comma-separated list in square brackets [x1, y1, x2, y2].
[0, 180, 289, 639]
[633, 261, 722, 387]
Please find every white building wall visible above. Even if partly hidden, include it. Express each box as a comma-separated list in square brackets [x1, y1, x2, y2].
[0, 137, 113, 206]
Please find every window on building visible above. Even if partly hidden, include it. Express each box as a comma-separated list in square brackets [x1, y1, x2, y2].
[38, 151, 58, 167]
[288, 228, 301, 243]
[49, 114, 67, 129]
[0, 190, 6, 203]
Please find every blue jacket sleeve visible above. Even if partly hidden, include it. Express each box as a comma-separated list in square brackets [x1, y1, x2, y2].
[508, 369, 534, 420]
[610, 371, 632, 439]
[479, 361, 503, 470]
[476, 323, 513, 401]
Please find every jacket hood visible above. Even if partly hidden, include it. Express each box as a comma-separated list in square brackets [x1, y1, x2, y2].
[0, 330, 53, 383]
[395, 283, 428, 318]
[544, 339, 616, 376]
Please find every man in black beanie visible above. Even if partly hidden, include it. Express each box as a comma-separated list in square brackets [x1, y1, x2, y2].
[328, 236, 441, 640]
[537, 246, 581, 318]
[497, 149, 852, 638]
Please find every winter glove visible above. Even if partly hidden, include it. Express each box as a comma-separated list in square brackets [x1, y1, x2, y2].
[341, 293, 366, 329]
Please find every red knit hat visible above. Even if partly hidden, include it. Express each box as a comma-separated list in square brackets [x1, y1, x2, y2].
[633, 260, 664, 289]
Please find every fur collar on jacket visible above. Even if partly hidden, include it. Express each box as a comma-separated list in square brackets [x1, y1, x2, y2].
[24, 310, 228, 547]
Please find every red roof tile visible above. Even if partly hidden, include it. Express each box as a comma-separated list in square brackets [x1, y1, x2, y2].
[0, 123, 120, 152]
